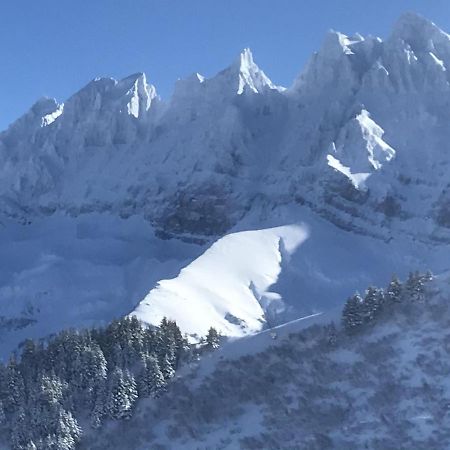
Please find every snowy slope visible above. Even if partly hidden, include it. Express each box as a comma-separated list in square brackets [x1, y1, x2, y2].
[1, 202, 449, 359]
[131, 202, 450, 340]
[133, 225, 308, 338]
[81, 275, 450, 450]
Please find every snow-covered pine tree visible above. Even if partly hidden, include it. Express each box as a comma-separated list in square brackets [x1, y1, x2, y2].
[156, 318, 178, 369]
[107, 368, 138, 420]
[160, 353, 176, 380]
[10, 406, 29, 450]
[424, 270, 433, 282]
[139, 354, 166, 398]
[405, 271, 425, 302]
[40, 374, 67, 406]
[386, 274, 402, 303]
[53, 409, 82, 450]
[123, 370, 138, 419]
[205, 327, 221, 350]
[161, 319, 187, 368]
[342, 293, 364, 334]
[0, 399, 5, 425]
[90, 379, 107, 429]
[20, 339, 42, 382]
[73, 342, 108, 409]
[26, 374, 69, 444]
[326, 322, 338, 346]
[6, 358, 25, 412]
[0, 362, 7, 404]
[363, 286, 384, 322]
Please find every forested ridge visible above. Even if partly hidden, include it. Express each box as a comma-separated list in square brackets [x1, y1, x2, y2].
[0, 271, 431, 449]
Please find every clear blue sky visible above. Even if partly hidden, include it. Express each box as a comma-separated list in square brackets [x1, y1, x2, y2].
[1, 0, 450, 131]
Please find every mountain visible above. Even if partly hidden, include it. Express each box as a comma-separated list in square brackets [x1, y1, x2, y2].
[3, 13, 450, 242]
[2, 13, 450, 356]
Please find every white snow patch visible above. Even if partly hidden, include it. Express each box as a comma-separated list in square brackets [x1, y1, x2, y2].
[41, 103, 64, 127]
[429, 52, 446, 71]
[355, 109, 396, 170]
[327, 153, 370, 190]
[133, 225, 309, 338]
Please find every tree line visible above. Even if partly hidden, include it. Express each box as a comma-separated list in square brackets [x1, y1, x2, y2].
[342, 271, 433, 334]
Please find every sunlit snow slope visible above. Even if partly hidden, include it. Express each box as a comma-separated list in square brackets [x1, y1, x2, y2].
[133, 225, 308, 338]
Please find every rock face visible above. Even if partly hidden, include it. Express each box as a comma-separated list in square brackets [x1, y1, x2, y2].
[2, 13, 450, 242]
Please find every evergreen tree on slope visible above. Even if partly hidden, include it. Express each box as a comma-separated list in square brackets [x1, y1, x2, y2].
[342, 293, 364, 334]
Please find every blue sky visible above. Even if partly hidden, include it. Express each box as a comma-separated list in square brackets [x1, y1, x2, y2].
[1, 0, 450, 130]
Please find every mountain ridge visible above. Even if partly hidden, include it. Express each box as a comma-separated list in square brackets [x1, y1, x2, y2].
[2, 13, 450, 244]
[0, 13, 450, 241]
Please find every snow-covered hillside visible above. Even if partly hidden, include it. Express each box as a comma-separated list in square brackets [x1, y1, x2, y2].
[78, 274, 450, 450]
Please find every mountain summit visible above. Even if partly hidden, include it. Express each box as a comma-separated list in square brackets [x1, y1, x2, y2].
[226, 47, 280, 94]
[390, 12, 450, 51]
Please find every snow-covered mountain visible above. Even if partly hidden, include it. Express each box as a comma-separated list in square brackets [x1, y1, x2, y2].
[4, 13, 450, 241]
[2, 12, 450, 355]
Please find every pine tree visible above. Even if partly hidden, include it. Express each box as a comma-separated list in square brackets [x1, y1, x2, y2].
[0, 399, 5, 425]
[139, 354, 166, 397]
[156, 318, 178, 369]
[10, 406, 29, 450]
[342, 293, 364, 334]
[0, 362, 8, 404]
[424, 270, 433, 282]
[405, 271, 425, 302]
[160, 353, 175, 380]
[107, 368, 138, 420]
[326, 322, 338, 346]
[363, 286, 384, 322]
[41, 374, 67, 405]
[54, 410, 82, 450]
[90, 378, 107, 429]
[74, 343, 107, 409]
[162, 319, 187, 368]
[20, 339, 41, 382]
[205, 327, 220, 350]
[386, 274, 402, 303]
[6, 359, 25, 412]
